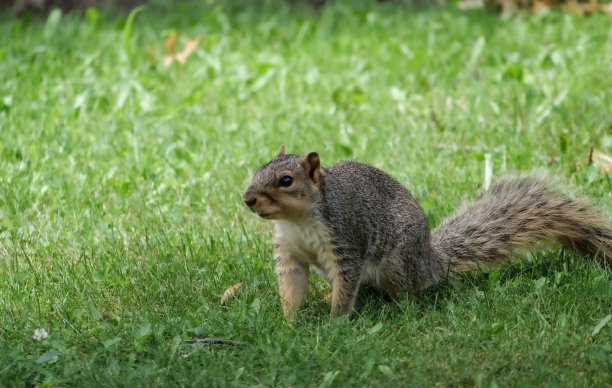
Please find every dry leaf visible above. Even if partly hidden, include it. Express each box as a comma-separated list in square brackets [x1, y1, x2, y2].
[162, 34, 201, 68]
[174, 37, 201, 65]
[592, 150, 612, 172]
[323, 292, 332, 302]
[457, 0, 484, 10]
[165, 29, 177, 55]
[220, 282, 243, 305]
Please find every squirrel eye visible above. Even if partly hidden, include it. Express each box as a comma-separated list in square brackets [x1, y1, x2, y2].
[278, 175, 293, 187]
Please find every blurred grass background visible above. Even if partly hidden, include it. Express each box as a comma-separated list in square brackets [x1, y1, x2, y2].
[0, 1, 611, 386]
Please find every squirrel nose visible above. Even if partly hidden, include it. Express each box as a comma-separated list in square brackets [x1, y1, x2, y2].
[244, 197, 257, 207]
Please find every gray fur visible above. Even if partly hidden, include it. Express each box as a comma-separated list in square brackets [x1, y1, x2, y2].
[317, 161, 440, 295]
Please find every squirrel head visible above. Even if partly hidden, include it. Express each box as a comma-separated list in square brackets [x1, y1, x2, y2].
[243, 145, 323, 220]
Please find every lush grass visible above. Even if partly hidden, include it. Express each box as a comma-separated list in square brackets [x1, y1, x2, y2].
[1, 1, 612, 386]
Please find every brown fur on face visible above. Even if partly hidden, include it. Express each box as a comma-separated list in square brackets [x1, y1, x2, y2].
[243, 149, 322, 220]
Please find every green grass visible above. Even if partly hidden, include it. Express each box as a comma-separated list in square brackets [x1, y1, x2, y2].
[1, 1, 612, 386]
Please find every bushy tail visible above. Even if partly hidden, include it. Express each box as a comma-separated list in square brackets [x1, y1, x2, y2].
[431, 177, 612, 274]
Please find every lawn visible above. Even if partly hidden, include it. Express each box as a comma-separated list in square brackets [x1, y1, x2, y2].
[1, 0, 611, 386]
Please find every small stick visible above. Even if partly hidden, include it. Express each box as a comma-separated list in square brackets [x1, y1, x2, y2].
[185, 338, 248, 347]
[587, 144, 594, 165]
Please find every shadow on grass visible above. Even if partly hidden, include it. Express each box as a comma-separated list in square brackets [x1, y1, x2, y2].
[296, 248, 606, 323]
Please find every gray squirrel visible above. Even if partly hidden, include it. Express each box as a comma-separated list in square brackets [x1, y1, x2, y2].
[243, 146, 612, 320]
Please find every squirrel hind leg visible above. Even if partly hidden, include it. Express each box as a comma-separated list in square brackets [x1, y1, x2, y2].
[376, 254, 432, 299]
[381, 283, 419, 304]
[329, 271, 361, 317]
[377, 270, 420, 302]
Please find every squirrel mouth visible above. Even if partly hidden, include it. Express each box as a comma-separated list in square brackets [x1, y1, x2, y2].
[258, 213, 271, 219]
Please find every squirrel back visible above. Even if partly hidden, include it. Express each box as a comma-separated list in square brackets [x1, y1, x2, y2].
[244, 147, 612, 319]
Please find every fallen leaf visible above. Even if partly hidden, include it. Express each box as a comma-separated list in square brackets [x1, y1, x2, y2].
[323, 292, 332, 301]
[165, 29, 177, 54]
[592, 150, 612, 172]
[174, 37, 201, 65]
[162, 34, 201, 68]
[220, 282, 243, 305]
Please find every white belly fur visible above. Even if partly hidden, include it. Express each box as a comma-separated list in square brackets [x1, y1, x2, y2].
[274, 217, 339, 283]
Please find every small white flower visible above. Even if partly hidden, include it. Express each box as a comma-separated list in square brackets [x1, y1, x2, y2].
[33, 328, 49, 341]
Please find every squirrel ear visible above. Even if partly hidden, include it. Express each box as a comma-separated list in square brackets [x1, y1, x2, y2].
[302, 152, 321, 183]
[277, 145, 285, 157]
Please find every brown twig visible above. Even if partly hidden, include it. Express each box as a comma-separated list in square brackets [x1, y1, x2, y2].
[185, 338, 248, 347]
[587, 144, 594, 165]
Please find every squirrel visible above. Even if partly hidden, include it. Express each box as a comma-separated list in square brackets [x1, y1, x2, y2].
[243, 146, 612, 320]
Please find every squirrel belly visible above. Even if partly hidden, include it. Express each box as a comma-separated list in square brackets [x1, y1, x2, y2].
[244, 147, 612, 319]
